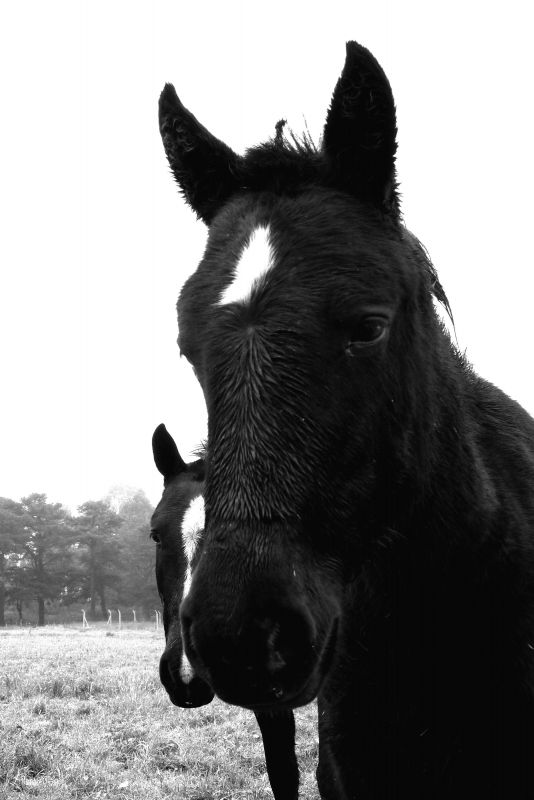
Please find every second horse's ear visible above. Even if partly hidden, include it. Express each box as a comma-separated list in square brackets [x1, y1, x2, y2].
[159, 84, 242, 224]
[152, 423, 187, 481]
[323, 41, 399, 214]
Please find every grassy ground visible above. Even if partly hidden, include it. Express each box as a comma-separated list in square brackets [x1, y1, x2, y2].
[0, 624, 320, 799]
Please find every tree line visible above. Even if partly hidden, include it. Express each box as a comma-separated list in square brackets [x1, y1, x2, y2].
[0, 489, 159, 626]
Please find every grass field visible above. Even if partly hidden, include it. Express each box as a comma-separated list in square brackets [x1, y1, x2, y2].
[0, 624, 320, 799]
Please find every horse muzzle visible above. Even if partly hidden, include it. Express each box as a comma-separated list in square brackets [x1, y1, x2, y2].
[180, 595, 332, 710]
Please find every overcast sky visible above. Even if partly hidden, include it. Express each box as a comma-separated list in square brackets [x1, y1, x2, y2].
[1, 1, 532, 512]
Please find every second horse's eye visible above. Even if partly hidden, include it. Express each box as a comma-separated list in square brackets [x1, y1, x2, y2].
[150, 530, 161, 544]
[345, 316, 388, 354]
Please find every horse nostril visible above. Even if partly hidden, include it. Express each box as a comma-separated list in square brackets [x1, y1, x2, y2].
[267, 648, 287, 673]
[259, 609, 315, 679]
[265, 621, 287, 672]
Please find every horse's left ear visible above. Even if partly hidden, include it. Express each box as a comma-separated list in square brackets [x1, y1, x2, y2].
[159, 84, 242, 224]
[323, 42, 398, 214]
[152, 423, 187, 482]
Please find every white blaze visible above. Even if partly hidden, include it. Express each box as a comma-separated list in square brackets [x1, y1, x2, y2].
[217, 225, 274, 306]
[179, 494, 205, 684]
[182, 494, 204, 565]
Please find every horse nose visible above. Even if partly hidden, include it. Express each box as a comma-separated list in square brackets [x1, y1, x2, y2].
[181, 599, 317, 705]
[159, 647, 214, 708]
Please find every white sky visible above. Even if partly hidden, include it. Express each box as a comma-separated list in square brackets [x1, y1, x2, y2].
[0, 1, 532, 512]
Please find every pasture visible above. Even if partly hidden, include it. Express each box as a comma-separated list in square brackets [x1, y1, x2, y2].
[0, 625, 319, 799]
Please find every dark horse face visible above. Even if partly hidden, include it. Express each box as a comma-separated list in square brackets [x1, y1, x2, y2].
[159, 43, 450, 710]
[151, 424, 213, 708]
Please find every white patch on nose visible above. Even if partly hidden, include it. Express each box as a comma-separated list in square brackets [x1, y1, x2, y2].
[179, 494, 205, 685]
[179, 653, 195, 684]
[217, 225, 274, 306]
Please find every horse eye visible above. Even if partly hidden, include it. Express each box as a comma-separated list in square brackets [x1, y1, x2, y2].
[150, 530, 161, 545]
[345, 317, 388, 354]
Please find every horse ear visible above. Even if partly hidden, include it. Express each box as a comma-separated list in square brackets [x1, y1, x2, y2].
[159, 84, 242, 224]
[152, 423, 187, 480]
[323, 42, 398, 213]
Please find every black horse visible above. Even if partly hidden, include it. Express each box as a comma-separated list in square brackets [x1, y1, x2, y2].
[151, 423, 299, 800]
[159, 42, 534, 798]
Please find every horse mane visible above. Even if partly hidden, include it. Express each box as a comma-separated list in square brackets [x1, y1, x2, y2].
[238, 121, 321, 197]
[403, 229, 455, 331]
[192, 441, 207, 461]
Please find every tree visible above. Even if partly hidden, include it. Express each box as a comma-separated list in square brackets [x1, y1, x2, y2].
[18, 494, 74, 626]
[105, 484, 145, 515]
[115, 490, 159, 617]
[0, 498, 28, 626]
[75, 500, 122, 620]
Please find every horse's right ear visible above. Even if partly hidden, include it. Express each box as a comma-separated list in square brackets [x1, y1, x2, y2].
[159, 84, 242, 224]
[152, 423, 187, 481]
